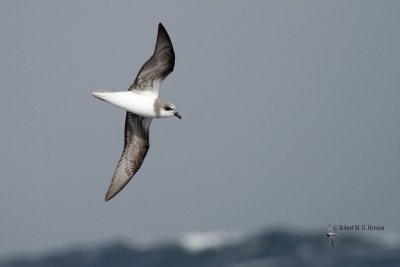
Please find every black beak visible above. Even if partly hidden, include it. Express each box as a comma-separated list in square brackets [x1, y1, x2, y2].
[174, 111, 182, 119]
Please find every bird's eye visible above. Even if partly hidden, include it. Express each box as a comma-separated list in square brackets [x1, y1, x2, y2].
[164, 106, 173, 111]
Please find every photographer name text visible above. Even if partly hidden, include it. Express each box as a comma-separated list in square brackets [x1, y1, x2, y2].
[332, 224, 384, 232]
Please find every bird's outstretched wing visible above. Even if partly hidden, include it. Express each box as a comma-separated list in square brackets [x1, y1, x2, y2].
[105, 112, 152, 201]
[129, 23, 175, 96]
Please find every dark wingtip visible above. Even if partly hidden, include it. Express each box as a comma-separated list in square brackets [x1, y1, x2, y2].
[158, 23, 167, 34]
[154, 22, 174, 61]
[104, 191, 114, 202]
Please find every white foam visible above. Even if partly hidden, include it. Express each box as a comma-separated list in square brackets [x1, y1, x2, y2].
[179, 230, 244, 253]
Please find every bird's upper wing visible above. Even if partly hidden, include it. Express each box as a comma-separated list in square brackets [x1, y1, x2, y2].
[105, 112, 152, 201]
[128, 23, 175, 96]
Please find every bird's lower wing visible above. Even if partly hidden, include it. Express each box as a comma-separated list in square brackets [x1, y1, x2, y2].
[105, 112, 152, 201]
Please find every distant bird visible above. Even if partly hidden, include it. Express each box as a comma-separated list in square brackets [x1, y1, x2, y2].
[93, 23, 180, 201]
[326, 225, 337, 249]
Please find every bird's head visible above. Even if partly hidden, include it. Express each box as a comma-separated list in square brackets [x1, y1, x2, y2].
[159, 102, 181, 119]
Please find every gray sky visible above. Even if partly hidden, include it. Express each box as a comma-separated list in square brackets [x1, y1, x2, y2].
[1, 0, 399, 258]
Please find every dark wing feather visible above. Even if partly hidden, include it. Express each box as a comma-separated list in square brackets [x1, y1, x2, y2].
[105, 112, 152, 201]
[128, 23, 175, 96]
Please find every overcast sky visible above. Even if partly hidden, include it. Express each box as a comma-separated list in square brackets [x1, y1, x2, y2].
[0, 0, 399, 258]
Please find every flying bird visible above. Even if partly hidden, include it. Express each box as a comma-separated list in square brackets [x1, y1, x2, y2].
[93, 23, 180, 201]
[326, 225, 337, 249]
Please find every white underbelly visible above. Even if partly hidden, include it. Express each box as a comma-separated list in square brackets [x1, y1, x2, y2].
[92, 91, 156, 117]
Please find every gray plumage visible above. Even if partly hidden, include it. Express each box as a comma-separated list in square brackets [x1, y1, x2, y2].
[105, 113, 151, 201]
[128, 23, 175, 95]
[326, 232, 337, 249]
[104, 23, 175, 201]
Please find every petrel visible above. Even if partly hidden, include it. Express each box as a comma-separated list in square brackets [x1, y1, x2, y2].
[326, 225, 337, 249]
[93, 23, 180, 201]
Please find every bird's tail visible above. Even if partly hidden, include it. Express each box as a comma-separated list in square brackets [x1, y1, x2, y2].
[92, 91, 111, 102]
